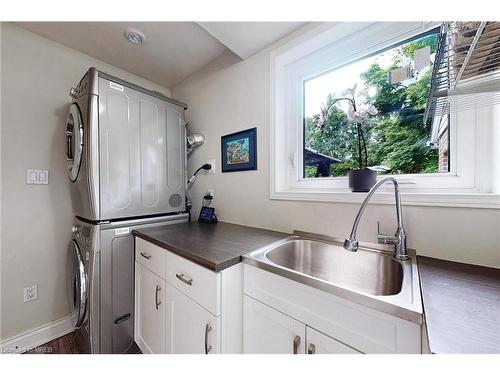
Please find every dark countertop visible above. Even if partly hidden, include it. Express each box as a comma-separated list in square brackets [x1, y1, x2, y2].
[133, 221, 289, 272]
[417, 256, 500, 354]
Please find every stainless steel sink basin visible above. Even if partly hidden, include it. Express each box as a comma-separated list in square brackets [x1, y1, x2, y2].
[265, 239, 403, 296]
[243, 231, 423, 323]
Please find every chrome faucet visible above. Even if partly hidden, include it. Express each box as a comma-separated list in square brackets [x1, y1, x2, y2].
[343, 177, 409, 261]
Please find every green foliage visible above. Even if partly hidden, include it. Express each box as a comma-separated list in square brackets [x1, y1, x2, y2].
[367, 113, 438, 174]
[360, 63, 406, 112]
[405, 70, 432, 110]
[401, 35, 437, 59]
[331, 161, 358, 177]
[304, 34, 440, 177]
[305, 101, 357, 165]
[305, 166, 318, 178]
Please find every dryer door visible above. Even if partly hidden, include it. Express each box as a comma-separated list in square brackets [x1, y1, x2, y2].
[67, 239, 87, 328]
[65, 103, 84, 182]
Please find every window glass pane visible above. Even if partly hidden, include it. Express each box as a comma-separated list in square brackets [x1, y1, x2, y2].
[303, 29, 449, 178]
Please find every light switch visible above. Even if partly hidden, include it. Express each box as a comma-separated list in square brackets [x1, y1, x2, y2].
[26, 169, 49, 185]
[26, 169, 38, 184]
[38, 170, 49, 184]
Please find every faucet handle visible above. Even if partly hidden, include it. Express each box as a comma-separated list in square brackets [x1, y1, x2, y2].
[376, 221, 398, 244]
[377, 234, 398, 245]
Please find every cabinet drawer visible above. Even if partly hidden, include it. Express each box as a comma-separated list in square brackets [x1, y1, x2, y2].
[166, 251, 221, 316]
[135, 238, 166, 279]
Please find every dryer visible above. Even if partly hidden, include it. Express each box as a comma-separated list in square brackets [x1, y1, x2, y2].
[65, 68, 188, 222]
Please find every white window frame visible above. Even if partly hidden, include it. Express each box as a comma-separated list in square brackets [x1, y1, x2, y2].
[270, 22, 500, 208]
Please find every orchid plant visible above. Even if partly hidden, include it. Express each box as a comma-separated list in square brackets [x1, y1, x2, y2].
[317, 83, 378, 170]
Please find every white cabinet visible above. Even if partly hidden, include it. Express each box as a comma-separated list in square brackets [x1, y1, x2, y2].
[244, 264, 422, 354]
[306, 327, 359, 354]
[134, 238, 242, 354]
[243, 296, 359, 354]
[243, 296, 305, 354]
[134, 262, 165, 354]
[165, 284, 220, 354]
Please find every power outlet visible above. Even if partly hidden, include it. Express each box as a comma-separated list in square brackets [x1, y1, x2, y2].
[207, 160, 216, 174]
[204, 189, 214, 200]
[23, 285, 38, 303]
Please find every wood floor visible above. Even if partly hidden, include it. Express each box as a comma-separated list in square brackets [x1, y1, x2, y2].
[24, 332, 142, 354]
[24, 332, 79, 354]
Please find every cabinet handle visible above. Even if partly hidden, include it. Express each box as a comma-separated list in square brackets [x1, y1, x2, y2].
[140, 252, 151, 259]
[293, 335, 301, 354]
[205, 323, 213, 354]
[307, 343, 316, 354]
[114, 313, 131, 325]
[155, 285, 161, 310]
[176, 273, 193, 286]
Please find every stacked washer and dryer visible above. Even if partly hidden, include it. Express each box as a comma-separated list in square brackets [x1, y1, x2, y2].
[65, 68, 189, 353]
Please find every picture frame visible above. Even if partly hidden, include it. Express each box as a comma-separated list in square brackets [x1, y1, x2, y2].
[221, 127, 257, 172]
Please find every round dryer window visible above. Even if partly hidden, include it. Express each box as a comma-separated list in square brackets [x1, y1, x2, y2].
[65, 103, 84, 182]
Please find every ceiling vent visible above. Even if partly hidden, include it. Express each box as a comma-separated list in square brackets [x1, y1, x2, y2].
[124, 28, 147, 45]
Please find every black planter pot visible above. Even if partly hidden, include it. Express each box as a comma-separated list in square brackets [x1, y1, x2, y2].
[348, 168, 377, 192]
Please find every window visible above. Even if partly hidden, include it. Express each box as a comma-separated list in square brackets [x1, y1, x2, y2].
[270, 22, 499, 208]
[303, 29, 447, 179]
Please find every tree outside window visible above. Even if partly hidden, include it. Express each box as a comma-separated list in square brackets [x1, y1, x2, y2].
[304, 30, 447, 178]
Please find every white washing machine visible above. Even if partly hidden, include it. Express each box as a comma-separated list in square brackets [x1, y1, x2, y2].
[67, 214, 188, 353]
[66, 218, 98, 353]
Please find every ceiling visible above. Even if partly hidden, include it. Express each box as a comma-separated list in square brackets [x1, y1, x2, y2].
[15, 22, 227, 88]
[198, 22, 305, 59]
[15, 22, 306, 88]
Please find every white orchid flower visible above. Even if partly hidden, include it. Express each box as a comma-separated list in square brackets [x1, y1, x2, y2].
[341, 82, 358, 97]
[366, 104, 378, 115]
[346, 101, 366, 124]
[318, 107, 328, 127]
[318, 113, 325, 127]
[346, 100, 378, 124]
[315, 87, 376, 127]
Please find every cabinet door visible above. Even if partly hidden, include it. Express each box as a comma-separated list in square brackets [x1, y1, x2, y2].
[134, 262, 165, 354]
[306, 327, 360, 354]
[165, 284, 220, 354]
[243, 296, 305, 354]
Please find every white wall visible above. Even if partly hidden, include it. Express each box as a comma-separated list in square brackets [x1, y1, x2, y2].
[172, 26, 500, 269]
[0, 23, 172, 341]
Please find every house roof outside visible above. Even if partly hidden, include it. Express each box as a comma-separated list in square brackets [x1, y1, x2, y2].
[304, 147, 342, 177]
[304, 147, 341, 164]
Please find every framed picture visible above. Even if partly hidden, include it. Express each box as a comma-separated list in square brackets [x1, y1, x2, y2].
[221, 127, 257, 172]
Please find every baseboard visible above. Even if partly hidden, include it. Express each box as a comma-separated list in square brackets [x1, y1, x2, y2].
[0, 314, 75, 354]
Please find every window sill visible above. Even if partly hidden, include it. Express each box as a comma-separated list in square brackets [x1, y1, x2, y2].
[270, 189, 500, 209]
